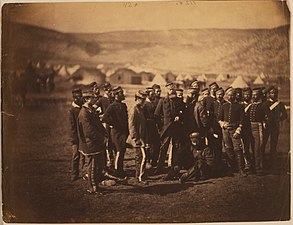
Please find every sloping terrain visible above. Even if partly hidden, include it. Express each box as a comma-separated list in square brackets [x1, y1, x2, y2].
[2, 21, 289, 76]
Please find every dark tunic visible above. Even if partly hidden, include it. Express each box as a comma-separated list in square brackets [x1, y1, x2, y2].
[78, 106, 108, 155]
[102, 100, 129, 136]
[219, 101, 245, 127]
[69, 102, 81, 146]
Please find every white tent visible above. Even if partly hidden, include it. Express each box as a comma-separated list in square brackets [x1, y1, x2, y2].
[197, 74, 208, 82]
[184, 74, 193, 80]
[151, 74, 167, 86]
[176, 74, 184, 81]
[58, 65, 69, 77]
[253, 75, 265, 85]
[216, 73, 226, 82]
[260, 72, 266, 80]
[66, 64, 80, 75]
[230, 75, 248, 88]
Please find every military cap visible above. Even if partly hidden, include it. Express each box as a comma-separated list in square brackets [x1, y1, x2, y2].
[72, 88, 82, 95]
[145, 87, 154, 93]
[225, 86, 234, 94]
[242, 87, 252, 94]
[215, 87, 224, 94]
[235, 88, 242, 92]
[187, 87, 198, 94]
[252, 87, 261, 94]
[260, 86, 267, 93]
[89, 81, 97, 89]
[112, 86, 123, 95]
[175, 88, 184, 92]
[190, 80, 199, 88]
[267, 86, 277, 93]
[135, 90, 147, 99]
[103, 82, 112, 91]
[82, 89, 95, 98]
[152, 84, 161, 89]
[201, 88, 209, 95]
[165, 82, 175, 89]
[189, 132, 200, 139]
[209, 82, 219, 88]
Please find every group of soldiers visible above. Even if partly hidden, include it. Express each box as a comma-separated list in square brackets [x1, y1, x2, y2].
[69, 79, 287, 194]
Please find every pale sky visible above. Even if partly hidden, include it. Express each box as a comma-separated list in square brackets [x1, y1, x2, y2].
[3, 1, 290, 33]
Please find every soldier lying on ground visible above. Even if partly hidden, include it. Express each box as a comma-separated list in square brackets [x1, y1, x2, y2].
[179, 132, 215, 183]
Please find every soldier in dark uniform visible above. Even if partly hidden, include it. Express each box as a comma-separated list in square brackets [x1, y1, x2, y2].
[204, 82, 218, 117]
[190, 80, 200, 93]
[260, 86, 268, 103]
[193, 89, 210, 150]
[235, 88, 243, 103]
[144, 87, 161, 168]
[209, 82, 219, 99]
[77, 90, 108, 194]
[179, 132, 215, 183]
[95, 82, 115, 169]
[263, 86, 288, 170]
[154, 83, 185, 179]
[183, 87, 200, 169]
[129, 91, 149, 184]
[246, 87, 270, 175]
[212, 87, 226, 174]
[69, 88, 85, 181]
[219, 87, 246, 176]
[102, 86, 129, 178]
[152, 84, 162, 109]
[185, 87, 199, 134]
[241, 87, 253, 172]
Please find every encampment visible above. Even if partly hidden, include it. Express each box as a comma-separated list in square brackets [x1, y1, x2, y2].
[230, 75, 248, 88]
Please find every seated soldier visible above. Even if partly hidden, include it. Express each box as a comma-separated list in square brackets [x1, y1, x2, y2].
[179, 132, 215, 183]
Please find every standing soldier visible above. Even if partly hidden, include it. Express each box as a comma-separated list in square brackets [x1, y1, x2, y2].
[77, 90, 108, 194]
[144, 87, 161, 168]
[69, 88, 85, 181]
[185, 87, 199, 135]
[242, 87, 253, 172]
[152, 84, 162, 108]
[263, 86, 287, 170]
[234, 88, 243, 103]
[212, 87, 226, 174]
[96, 82, 115, 169]
[247, 87, 270, 175]
[205, 82, 219, 117]
[102, 86, 129, 179]
[130, 91, 149, 184]
[154, 83, 185, 179]
[219, 87, 246, 176]
[190, 80, 200, 93]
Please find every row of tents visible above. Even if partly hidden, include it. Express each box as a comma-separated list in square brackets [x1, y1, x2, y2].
[55, 63, 268, 88]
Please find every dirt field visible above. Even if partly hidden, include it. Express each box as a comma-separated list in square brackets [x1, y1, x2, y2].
[2, 82, 291, 223]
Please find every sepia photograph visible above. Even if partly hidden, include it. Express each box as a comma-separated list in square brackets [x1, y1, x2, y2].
[1, 0, 291, 223]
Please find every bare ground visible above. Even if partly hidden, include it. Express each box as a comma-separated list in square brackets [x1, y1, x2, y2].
[2, 96, 290, 223]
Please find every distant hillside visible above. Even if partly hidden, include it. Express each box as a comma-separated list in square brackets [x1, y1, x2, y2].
[2, 21, 289, 76]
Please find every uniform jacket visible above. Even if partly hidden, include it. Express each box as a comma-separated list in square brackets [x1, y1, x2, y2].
[143, 100, 159, 133]
[204, 95, 216, 117]
[192, 100, 210, 138]
[154, 96, 185, 139]
[185, 99, 198, 135]
[247, 101, 270, 123]
[69, 102, 81, 146]
[96, 95, 112, 115]
[77, 106, 108, 155]
[219, 101, 244, 128]
[129, 104, 149, 147]
[102, 100, 129, 136]
[263, 99, 288, 126]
